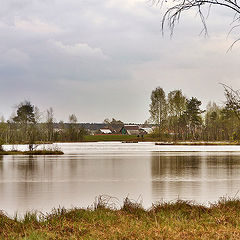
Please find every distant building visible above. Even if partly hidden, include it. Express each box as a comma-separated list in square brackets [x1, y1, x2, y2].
[140, 127, 153, 134]
[99, 129, 112, 134]
[108, 125, 123, 134]
[120, 125, 141, 135]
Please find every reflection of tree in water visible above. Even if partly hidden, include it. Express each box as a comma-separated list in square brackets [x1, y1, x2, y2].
[151, 153, 240, 202]
[13, 155, 38, 178]
[0, 156, 3, 179]
[12, 155, 54, 200]
[206, 154, 240, 177]
[151, 153, 200, 201]
[207, 155, 240, 167]
[0, 155, 40, 182]
[151, 154, 201, 179]
[151, 154, 203, 202]
[151, 154, 240, 180]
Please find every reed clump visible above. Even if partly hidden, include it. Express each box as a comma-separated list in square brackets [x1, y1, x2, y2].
[2, 196, 240, 239]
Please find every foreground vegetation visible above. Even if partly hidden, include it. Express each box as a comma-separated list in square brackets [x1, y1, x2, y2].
[1, 197, 240, 239]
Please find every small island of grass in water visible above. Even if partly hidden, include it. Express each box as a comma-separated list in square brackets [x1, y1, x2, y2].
[0, 143, 64, 155]
[1, 196, 240, 239]
[0, 149, 64, 155]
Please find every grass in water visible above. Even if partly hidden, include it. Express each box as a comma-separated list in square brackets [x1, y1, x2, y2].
[1, 196, 240, 239]
[0, 150, 64, 155]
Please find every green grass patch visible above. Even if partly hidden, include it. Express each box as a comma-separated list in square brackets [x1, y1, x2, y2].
[84, 134, 142, 142]
[84, 134, 159, 142]
[2, 197, 240, 239]
[84, 135, 240, 145]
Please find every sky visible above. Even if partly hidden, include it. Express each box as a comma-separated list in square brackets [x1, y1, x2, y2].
[0, 0, 240, 123]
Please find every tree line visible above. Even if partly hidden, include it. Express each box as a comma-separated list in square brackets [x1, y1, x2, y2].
[149, 86, 240, 141]
[0, 85, 239, 146]
[0, 101, 86, 147]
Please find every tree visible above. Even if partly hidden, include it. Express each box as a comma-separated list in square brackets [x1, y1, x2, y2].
[204, 102, 223, 140]
[103, 118, 124, 131]
[69, 114, 77, 124]
[183, 97, 204, 139]
[13, 101, 36, 124]
[222, 84, 240, 121]
[154, 0, 240, 47]
[46, 107, 54, 142]
[221, 84, 240, 140]
[0, 138, 3, 151]
[167, 90, 186, 139]
[0, 117, 7, 144]
[149, 87, 167, 139]
[0, 118, 5, 151]
[168, 90, 186, 118]
[13, 101, 37, 150]
[68, 114, 78, 141]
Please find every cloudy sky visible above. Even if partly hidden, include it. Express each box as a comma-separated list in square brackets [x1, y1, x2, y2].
[0, 0, 240, 123]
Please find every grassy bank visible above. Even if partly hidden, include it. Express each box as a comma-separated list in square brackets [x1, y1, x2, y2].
[84, 134, 240, 145]
[0, 150, 64, 155]
[3, 136, 240, 145]
[83, 134, 143, 142]
[1, 197, 240, 239]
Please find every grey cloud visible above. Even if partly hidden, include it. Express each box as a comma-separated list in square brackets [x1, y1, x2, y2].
[0, 0, 240, 122]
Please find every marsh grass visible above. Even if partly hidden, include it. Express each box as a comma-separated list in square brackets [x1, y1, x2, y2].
[2, 196, 240, 239]
[0, 150, 64, 155]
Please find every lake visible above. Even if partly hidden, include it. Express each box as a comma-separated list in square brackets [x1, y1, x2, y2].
[1, 142, 240, 216]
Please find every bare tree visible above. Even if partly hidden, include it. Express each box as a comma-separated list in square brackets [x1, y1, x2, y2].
[46, 107, 54, 142]
[153, 0, 240, 47]
[149, 87, 168, 140]
[221, 83, 240, 121]
[68, 114, 78, 141]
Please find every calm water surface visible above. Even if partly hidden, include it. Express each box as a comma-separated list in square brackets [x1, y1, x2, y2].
[1, 142, 240, 216]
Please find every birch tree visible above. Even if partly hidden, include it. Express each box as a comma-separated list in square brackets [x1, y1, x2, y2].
[149, 87, 167, 140]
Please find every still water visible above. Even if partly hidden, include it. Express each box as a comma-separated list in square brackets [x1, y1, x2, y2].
[1, 142, 240, 216]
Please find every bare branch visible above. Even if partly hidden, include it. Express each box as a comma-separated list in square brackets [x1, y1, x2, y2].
[157, 0, 240, 47]
[220, 83, 240, 121]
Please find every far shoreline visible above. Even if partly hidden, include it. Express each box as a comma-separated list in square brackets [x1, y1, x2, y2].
[82, 134, 240, 144]
[3, 140, 240, 145]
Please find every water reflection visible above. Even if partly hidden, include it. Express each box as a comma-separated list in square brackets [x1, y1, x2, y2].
[0, 153, 152, 216]
[151, 154, 201, 179]
[1, 148, 240, 216]
[151, 153, 240, 204]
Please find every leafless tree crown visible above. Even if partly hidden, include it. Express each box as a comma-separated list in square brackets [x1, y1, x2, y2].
[152, 0, 240, 46]
[221, 83, 240, 120]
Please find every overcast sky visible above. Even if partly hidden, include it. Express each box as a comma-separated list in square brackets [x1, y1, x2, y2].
[0, 0, 240, 123]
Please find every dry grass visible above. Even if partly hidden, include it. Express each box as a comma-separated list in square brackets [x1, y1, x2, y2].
[0, 150, 64, 155]
[1, 197, 240, 239]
